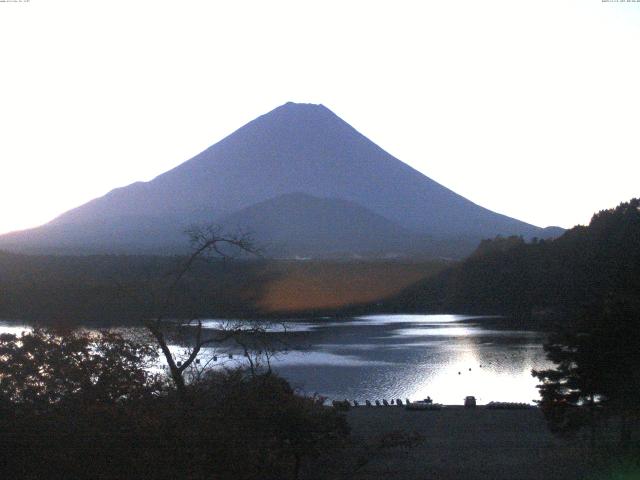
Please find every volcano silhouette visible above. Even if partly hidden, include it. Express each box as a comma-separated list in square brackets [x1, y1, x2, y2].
[0, 102, 562, 257]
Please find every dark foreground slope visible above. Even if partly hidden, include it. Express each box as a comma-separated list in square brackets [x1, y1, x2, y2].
[345, 406, 624, 480]
[0, 102, 560, 258]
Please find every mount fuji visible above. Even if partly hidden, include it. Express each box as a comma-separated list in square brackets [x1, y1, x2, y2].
[0, 102, 562, 258]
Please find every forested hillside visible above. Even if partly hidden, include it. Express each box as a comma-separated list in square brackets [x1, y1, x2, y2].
[391, 198, 640, 326]
[0, 253, 445, 325]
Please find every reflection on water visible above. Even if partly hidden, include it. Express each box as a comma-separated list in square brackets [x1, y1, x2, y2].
[188, 314, 551, 405]
[393, 326, 542, 337]
[356, 314, 475, 324]
[0, 315, 551, 405]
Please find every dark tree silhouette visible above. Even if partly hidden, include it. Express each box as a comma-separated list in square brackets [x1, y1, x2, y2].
[533, 295, 640, 447]
[525, 199, 640, 447]
[0, 330, 350, 479]
[0, 328, 161, 408]
[138, 225, 285, 398]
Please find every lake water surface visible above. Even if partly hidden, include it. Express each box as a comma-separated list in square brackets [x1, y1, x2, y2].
[0, 314, 551, 405]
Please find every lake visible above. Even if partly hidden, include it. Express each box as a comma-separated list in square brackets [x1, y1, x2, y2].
[0, 314, 551, 405]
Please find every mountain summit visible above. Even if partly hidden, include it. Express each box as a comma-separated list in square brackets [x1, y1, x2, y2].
[0, 102, 562, 257]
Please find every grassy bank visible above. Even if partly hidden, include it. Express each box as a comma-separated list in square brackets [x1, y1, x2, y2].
[342, 406, 619, 480]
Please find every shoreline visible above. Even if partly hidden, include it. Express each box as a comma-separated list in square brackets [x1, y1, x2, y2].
[334, 403, 537, 409]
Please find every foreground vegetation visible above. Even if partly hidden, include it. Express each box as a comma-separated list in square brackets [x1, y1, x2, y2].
[0, 328, 350, 479]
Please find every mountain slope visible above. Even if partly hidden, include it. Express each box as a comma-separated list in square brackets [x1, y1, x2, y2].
[0, 102, 561, 257]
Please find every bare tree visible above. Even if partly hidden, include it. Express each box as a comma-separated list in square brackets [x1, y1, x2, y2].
[140, 225, 286, 399]
[142, 226, 248, 395]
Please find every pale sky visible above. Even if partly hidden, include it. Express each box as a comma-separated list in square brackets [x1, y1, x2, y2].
[1, 0, 638, 235]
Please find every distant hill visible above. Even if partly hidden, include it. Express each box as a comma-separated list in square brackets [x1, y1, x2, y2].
[217, 192, 429, 258]
[0, 102, 562, 257]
